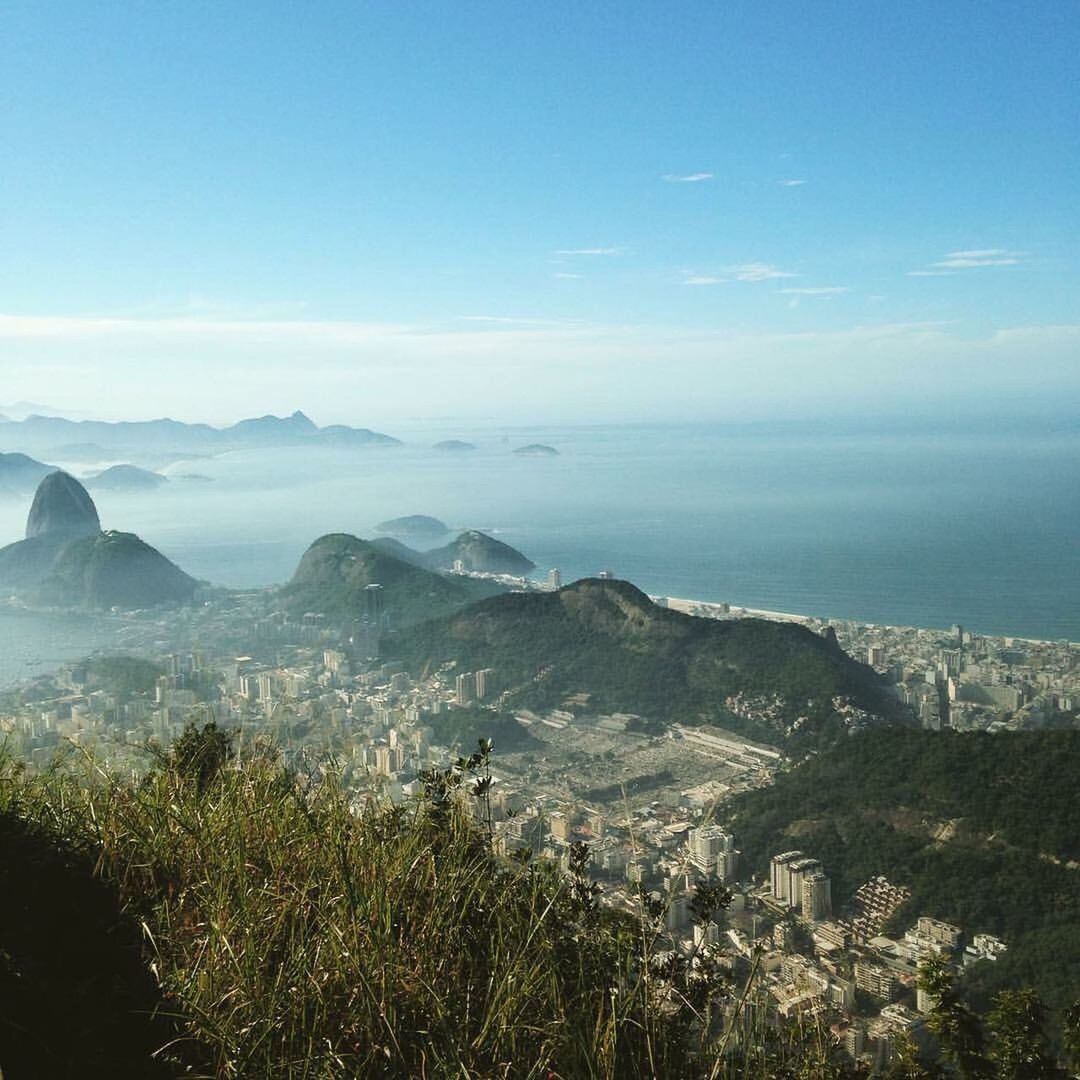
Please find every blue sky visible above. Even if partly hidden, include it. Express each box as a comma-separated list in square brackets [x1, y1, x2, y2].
[1, 1, 1077, 424]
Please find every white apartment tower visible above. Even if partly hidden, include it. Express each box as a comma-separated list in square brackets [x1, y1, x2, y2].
[770, 851, 804, 904]
[688, 825, 739, 882]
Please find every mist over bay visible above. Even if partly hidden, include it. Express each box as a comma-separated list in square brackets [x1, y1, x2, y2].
[4, 416, 1077, 656]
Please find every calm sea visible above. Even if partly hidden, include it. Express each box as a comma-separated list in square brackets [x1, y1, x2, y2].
[1, 420, 1077, 685]
[0, 608, 119, 689]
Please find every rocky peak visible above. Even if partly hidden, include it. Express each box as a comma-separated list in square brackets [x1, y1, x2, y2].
[25, 471, 101, 540]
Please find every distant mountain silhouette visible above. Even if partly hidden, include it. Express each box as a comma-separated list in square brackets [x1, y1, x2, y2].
[513, 443, 558, 456]
[0, 451, 55, 495]
[374, 515, 449, 540]
[0, 410, 401, 458]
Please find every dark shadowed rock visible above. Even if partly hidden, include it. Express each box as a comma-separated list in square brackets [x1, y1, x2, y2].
[25, 471, 101, 540]
[1, 471, 197, 607]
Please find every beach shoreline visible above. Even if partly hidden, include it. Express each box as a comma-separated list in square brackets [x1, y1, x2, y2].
[653, 594, 1078, 649]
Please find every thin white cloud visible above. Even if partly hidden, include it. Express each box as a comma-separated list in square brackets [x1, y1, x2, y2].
[912, 247, 1027, 273]
[729, 263, 798, 282]
[553, 272, 583, 280]
[681, 275, 725, 286]
[948, 248, 1015, 260]
[934, 255, 1020, 269]
[553, 247, 627, 256]
[457, 315, 581, 327]
[778, 179, 807, 187]
[779, 287, 849, 296]
[662, 172, 713, 183]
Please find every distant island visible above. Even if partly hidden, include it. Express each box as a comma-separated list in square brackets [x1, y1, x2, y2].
[433, 440, 476, 452]
[86, 464, 168, 492]
[513, 443, 558, 457]
[374, 514, 449, 540]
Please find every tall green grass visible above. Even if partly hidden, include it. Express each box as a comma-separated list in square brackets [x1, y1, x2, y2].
[0, 740, 858, 1078]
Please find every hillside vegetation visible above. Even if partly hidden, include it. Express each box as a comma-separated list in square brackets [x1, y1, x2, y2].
[281, 533, 500, 627]
[725, 729, 1080, 1018]
[391, 578, 898, 748]
[422, 530, 536, 575]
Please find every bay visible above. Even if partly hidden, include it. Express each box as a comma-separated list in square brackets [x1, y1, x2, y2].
[1, 420, 1077, 661]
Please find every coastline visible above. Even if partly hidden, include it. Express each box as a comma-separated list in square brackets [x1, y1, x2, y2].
[654, 594, 1079, 649]
[662, 597, 813, 625]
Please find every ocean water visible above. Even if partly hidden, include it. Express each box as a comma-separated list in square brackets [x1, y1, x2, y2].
[0, 421, 1077, 684]
[0, 608, 119, 689]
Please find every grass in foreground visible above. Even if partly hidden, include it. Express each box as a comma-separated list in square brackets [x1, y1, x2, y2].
[2, 736, 700, 1077]
[5, 730, 1073, 1078]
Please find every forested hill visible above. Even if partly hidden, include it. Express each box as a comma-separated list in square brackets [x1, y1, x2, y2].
[281, 533, 501, 627]
[389, 577, 899, 749]
[724, 729, 1080, 1017]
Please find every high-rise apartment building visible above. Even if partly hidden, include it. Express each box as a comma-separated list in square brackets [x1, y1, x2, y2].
[801, 871, 832, 921]
[787, 857, 823, 909]
[689, 825, 739, 882]
[770, 851, 804, 904]
[455, 671, 476, 706]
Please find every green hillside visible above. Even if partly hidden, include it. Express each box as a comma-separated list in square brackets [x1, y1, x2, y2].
[281, 533, 500, 627]
[390, 577, 899, 748]
[422, 530, 536, 575]
[724, 729, 1080, 1017]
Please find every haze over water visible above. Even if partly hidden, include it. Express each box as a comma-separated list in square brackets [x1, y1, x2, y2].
[3, 418, 1077, 672]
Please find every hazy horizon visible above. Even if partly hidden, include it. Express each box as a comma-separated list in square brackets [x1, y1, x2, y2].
[2, 3, 1077, 425]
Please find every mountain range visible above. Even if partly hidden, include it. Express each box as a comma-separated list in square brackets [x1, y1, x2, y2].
[0, 410, 400, 459]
